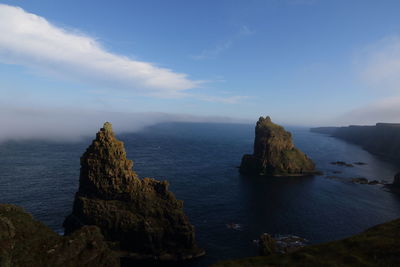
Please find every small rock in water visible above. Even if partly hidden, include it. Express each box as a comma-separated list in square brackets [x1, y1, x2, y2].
[351, 177, 368, 184]
[226, 223, 242, 231]
[331, 161, 354, 167]
[354, 162, 367, 165]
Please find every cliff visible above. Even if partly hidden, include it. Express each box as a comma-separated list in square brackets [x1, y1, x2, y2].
[311, 123, 400, 163]
[63, 122, 204, 261]
[213, 217, 400, 266]
[0, 204, 118, 267]
[240, 116, 316, 176]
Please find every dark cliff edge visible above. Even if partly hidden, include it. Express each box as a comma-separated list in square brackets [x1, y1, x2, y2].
[63, 122, 204, 263]
[311, 123, 400, 164]
[213, 217, 400, 266]
[240, 116, 317, 176]
[0, 204, 119, 267]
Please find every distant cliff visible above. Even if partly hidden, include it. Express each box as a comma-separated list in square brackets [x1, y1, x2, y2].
[240, 116, 316, 176]
[311, 123, 400, 163]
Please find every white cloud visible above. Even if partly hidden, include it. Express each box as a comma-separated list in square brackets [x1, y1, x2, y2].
[328, 35, 400, 126]
[0, 4, 199, 96]
[333, 97, 400, 125]
[358, 35, 400, 91]
[193, 94, 249, 104]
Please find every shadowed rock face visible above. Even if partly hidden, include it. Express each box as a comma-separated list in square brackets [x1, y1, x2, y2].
[63, 122, 204, 261]
[394, 172, 400, 186]
[240, 117, 316, 176]
[0, 204, 118, 267]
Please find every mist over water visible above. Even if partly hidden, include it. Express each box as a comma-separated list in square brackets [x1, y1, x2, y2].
[1, 122, 400, 266]
[0, 106, 249, 142]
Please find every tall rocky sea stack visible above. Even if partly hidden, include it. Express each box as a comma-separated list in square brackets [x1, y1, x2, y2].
[240, 116, 316, 176]
[63, 122, 204, 261]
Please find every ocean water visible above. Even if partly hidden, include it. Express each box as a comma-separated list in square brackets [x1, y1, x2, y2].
[1, 122, 400, 266]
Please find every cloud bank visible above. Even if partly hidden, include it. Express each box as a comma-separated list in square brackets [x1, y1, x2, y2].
[0, 4, 199, 96]
[359, 36, 400, 92]
[332, 35, 400, 126]
[333, 97, 400, 125]
[0, 106, 249, 142]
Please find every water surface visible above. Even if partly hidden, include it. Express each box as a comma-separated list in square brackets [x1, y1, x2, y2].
[1, 122, 399, 265]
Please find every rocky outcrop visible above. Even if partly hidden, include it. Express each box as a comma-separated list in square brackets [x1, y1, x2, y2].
[63, 122, 204, 261]
[258, 234, 278, 256]
[240, 117, 316, 176]
[0, 204, 118, 267]
[394, 172, 400, 186]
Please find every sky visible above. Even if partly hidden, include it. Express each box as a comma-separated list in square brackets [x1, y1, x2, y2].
[1, 0, 400, 140]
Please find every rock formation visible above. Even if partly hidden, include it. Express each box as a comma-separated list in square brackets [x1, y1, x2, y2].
[258, 233, 278, 256]
[63, 122, 204, 261]
[394, 172, 400, 186]
[0, 204, 118, 267]
[240, 116, 316, 176]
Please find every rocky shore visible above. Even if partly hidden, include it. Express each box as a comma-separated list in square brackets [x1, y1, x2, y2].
[214, 217, 400, 266]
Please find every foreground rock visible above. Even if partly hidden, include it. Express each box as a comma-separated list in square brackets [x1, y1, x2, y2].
[0, 204, 118, 267]
[240, 116, 317, 176]
[63, 122, 204, 262]
[214, 218, 400, 266]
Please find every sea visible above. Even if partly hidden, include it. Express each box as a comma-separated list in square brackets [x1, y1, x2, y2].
[1, 122, 400, 266]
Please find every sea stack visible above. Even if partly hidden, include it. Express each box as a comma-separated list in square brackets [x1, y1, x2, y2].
[63, 122, 204, 261]
[394, 172, 400, 186]
[240, 116, 316, 176]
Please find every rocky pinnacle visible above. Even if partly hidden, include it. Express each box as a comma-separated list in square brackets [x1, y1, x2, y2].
[63, 122, 204, 261]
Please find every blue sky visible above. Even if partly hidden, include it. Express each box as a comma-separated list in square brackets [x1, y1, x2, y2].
[1, 0, 400, 140]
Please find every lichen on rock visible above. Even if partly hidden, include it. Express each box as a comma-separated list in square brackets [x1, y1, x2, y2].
[63, 122, 204, 261]
[240, 116, 317, 176]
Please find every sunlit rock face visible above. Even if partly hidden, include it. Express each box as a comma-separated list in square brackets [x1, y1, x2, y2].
[240, 116, 316, 176]
[63, 122, 204, 261]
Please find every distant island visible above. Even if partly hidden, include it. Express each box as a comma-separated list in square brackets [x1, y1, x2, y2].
[311, 123, 400, 163]
[240, 116, 317, 176]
